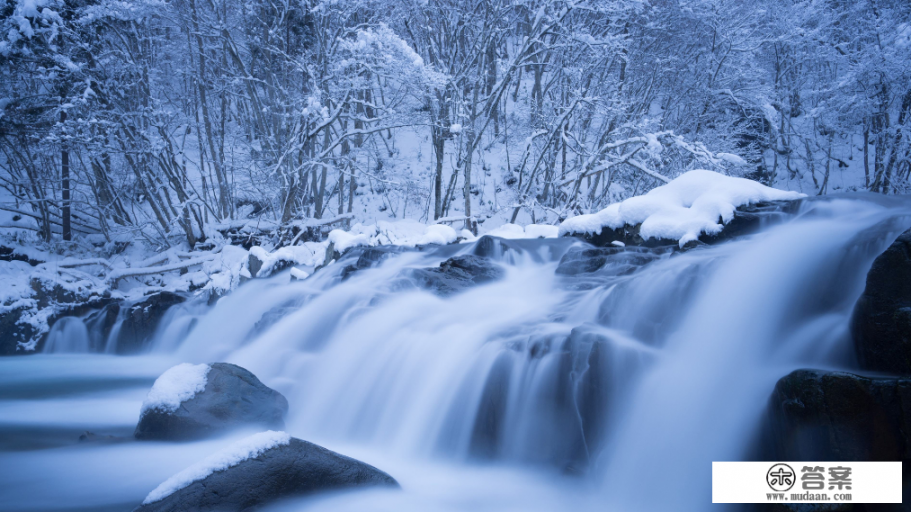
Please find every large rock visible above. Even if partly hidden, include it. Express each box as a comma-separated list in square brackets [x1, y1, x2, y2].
[135, 363, 289, 441]
[135, 435, 398, 512]
[407, 254, 504, 296]
[766, 369, 911, 462]
[117, 292, 186, 354]
[851, 229, 911, 374]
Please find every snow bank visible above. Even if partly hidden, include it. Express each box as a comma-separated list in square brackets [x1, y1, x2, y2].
[140, 363, 211, 416]
[202, 246, 250, 295]
[249, 243, 325, 277]
[559, 170, 805, 247]
[0, 260, 35, 316]
[485, 223, 559, 239]
[328, 219, 458, 253]
[143, 430, 292, 504]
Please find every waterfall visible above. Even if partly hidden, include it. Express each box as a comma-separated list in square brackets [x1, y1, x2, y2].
[43, 317, 91, 353]
[9, 195, 911, 511]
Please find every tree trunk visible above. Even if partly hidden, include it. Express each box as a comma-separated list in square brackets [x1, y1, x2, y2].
[60, 111, 72, 241]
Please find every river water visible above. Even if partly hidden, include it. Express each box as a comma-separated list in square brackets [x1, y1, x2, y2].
[2, 194, 909, 511]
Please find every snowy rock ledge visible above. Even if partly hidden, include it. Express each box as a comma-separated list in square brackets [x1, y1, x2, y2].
[135, 363, 288, 441]
[559, 170, 806, 248]
[135, 433, 398, 512]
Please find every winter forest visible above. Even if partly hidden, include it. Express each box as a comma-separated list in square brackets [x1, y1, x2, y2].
[3, 0, 910, 247]
[2, 1, 911, 511]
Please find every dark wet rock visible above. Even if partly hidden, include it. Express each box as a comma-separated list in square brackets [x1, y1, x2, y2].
[466, 324, 649, 472]
[573, 222, 676, 249]
[471, 235, 523, 258]
[408, 254, 504, 296]
[116, 292, 186, 354]
[555, 245, 669, 276]
[700, 200, 801, 245]
[247, 252, 266, 278]
[78, 431, 128, 444]
[766, 369, 911, 462]
[851, 229, 911, 374]
[0, 307, 38, 356]
[135, 363, 289, 441]
[0, 245, 42, 265]
[247, 251, 295, 279]
[134, 437, 398, 512]
[252, 303, 301, 334]
[566, 200, 801, 249]
[341, 246, 410, 280]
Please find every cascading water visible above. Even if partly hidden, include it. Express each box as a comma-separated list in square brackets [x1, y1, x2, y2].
[2, 195, 910, 512]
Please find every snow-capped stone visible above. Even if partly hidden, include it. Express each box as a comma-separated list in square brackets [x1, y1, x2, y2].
[143, 431, 292, 504]
[140, 363, 210, 416]
[485, 223, 559, 240]
[135, 363, 288, 441]
[135, 435, 398, 512]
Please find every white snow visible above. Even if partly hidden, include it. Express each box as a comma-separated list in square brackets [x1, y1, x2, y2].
[142, 430, 292, 504]
[559, 170, 806, 247]
[328, 219, 458, 252]
[523, 224, 560, 239]
[449, 123, 462, 134]
[716, 153, 748, 166]
[485, 223, 559, 239]
[328, 229, 372, 253]
[140, 363, 211, 416]
[202, 246, 250, 295]
[249, 243, 325, 277]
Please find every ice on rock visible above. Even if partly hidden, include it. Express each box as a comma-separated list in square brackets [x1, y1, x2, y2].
[559, 170, 805, 247]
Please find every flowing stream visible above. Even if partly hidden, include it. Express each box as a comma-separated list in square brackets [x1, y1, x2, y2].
[2, 195, 910, 511]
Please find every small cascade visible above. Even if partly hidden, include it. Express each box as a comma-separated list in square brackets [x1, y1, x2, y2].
[43, 317, 91, 353]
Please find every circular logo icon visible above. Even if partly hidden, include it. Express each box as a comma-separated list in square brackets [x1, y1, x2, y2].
[766, 463, 795, 492]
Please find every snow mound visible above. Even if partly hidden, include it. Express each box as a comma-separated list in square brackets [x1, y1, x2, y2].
[249, 243, 325, 277]
[328, 219, 458, 253]
[143, 430, 292, 504]
[140, 363, 211, 416]
[559, 170, 805, 247]
[485, 223, 559, 239]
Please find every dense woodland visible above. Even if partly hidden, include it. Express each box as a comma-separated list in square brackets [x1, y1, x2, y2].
[1, 0, 909, 248]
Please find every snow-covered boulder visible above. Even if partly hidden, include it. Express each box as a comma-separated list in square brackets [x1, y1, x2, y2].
[135, 431, 398, 512]
[135, 363, 288, 441]
[559, 170, 805, 248]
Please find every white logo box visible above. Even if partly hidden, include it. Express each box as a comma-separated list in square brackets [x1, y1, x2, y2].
[712, 461, 903, 503]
